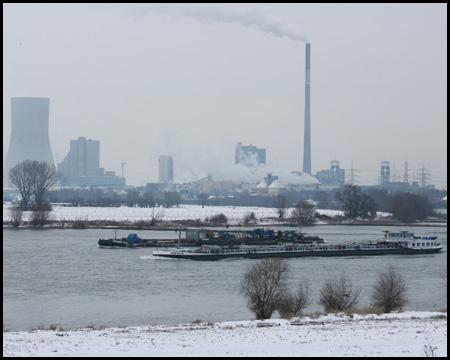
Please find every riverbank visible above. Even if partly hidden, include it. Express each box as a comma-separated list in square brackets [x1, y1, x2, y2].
[2, 203, 446, 230]
[3, 311, 447, 357]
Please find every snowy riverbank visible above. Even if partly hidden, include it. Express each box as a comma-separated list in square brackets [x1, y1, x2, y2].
[3, 311, 447, 357]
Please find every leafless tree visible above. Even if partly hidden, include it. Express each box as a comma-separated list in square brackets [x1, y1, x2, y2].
[162, 191, 181, 208]
[126, 190, 140, 207]
[30, 202, 53, 227]
[8, 160, 35, 208]
[198, 192, 208, 208]
[9, 160, 59, 207]
[319, 272, 362, 312]
[277, 278, 311, 318]
[149, 206, 165, 226]
[335, 184, 377, 219]
[291, 200, 315, 226]
[240, 258, 290, 320]
[243, 211, 257, 225]
[273, 194, 288, 219]
[390, 192, 433, 223]
[9, 202, 25, 227]
[31, 161, 59, 204]
[371, 265, 408, 313]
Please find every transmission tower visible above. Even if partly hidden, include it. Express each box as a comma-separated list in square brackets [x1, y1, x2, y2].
[418, 162, 431, 188]
[403, 160, 409, 184]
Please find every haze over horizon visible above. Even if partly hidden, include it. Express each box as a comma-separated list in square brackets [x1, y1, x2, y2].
[3, 3, 447, 189]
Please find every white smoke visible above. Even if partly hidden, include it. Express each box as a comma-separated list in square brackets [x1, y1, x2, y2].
[124, 3, 308, 43]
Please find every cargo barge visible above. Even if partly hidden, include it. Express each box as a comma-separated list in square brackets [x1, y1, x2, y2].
[152, 231, 442, 261]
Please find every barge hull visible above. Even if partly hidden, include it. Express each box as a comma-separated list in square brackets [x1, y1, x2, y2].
[152, 248, 442, 261]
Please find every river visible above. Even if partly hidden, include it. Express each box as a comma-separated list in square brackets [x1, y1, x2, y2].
[2, 225, 447, 331]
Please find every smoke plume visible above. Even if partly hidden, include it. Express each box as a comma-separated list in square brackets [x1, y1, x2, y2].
[126, 4, 307, 43]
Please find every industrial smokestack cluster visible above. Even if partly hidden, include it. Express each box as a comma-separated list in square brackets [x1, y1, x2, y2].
[303, 43, 311, 175]
[4, 97, 55, 187]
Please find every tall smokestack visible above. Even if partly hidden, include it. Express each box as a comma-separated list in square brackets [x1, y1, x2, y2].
[303, 43, 311, 175]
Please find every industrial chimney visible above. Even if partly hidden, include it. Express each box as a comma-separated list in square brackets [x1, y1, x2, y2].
[4, 97, 55, 187]
[302, 43, 311, 175]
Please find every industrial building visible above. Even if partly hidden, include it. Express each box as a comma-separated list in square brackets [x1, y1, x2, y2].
[4, 97, 55, 187]
[235, 142, 266, 166]
[58, 137, 125, 187]
[159, 155, 174, 184]
[315, 161, 346, 189]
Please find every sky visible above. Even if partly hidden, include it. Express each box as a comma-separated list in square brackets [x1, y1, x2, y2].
[3, 3, 447, 189]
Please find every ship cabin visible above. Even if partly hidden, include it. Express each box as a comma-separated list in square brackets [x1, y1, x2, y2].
[382, 231, 441, 250]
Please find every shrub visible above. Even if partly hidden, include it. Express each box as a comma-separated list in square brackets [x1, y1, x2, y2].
[371, 265, 408, 313]
[319, 272, 362, 312]
[277, 278, 311, 318]
[240, 258, 289, 320]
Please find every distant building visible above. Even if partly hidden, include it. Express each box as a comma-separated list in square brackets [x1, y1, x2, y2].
[235, 142, 266, 166]
[58, 137, 125, 187]
[315, 161, 345, 188]
[159, 155, 174, 184]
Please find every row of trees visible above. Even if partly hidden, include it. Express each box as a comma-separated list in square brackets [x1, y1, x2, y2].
[240, 258, 408, 320]
[273, 184, 434, 224]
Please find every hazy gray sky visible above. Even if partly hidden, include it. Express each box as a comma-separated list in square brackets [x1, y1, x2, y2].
[3, 3, 447, 188]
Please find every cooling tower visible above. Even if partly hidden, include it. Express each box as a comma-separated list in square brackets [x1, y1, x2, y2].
[302, 43, 311, 175]
[4, 97, 55, 187]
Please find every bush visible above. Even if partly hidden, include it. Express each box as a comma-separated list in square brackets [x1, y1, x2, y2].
[277, 278, 311, 318]
[371, 265, 408, 313]
[319, 272, 362, 312]
[240, 258, 289, 320]
[209, 213, 228, 225]
[390, 192, 433, 223]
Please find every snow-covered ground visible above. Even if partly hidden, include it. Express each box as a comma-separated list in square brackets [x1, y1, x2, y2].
[3, 311, 446, 357]
[3, 203, 394, 225]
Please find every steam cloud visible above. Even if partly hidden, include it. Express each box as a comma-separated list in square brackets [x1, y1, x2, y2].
[127, 3, 308, 43]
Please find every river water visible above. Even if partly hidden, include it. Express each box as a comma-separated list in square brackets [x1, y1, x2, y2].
[3, 225, 447, 331]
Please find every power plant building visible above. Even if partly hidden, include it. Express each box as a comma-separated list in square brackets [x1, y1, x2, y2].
[159, 155, 174, 184]
[58, 137, 125, 187]
[4, 97, 55, 187]
[315, 161, 345, 188]
[235, 142, 266, 166]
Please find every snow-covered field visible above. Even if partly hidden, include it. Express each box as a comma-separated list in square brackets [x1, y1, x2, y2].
[3, 311, 446, 357]
[3, 202, 359, 225]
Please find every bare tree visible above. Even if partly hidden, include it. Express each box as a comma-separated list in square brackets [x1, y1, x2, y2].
[198, 192, 208, 208]
[32, 161, 59, 204]
[390, 192, 433, 223]
[277, 278, 311, 318]
[240, 258, 290, 320]
[126, 190, 140, 207]
[273, 194, 288, 219]
[8, 160, 35, 208]
[149, 206, 165, 226]
[319, 272, 362, 312]
[243, 211, 257, 225]
[162, 191, 181, 208]
[30, 202, 53, 227]
[335, 184, 377, 219]
[371, 265, 408, 313]
[291, 200, 315, 226]
[9, 203, 25, 227]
